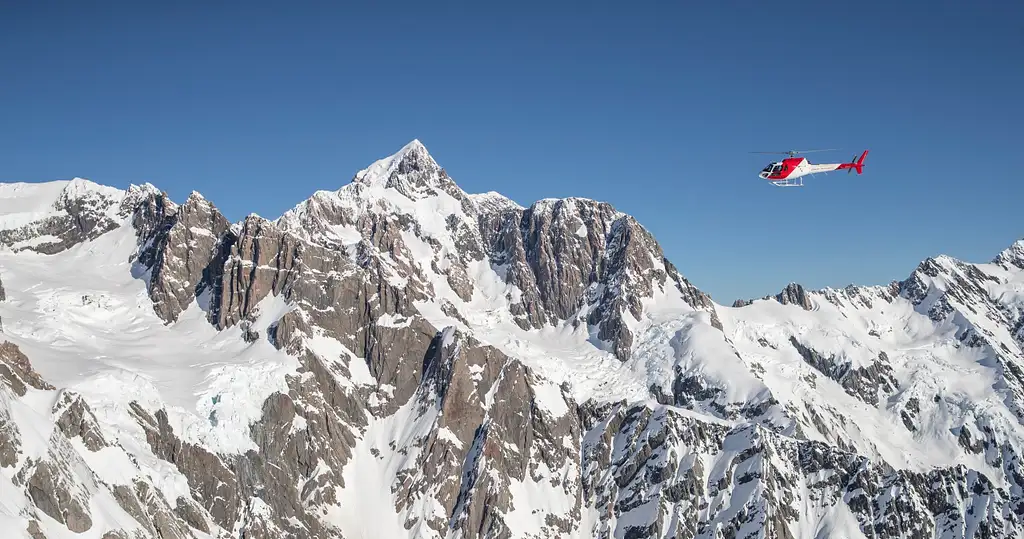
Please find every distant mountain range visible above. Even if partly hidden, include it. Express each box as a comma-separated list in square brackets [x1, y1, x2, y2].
[0, 139, 1021, 538]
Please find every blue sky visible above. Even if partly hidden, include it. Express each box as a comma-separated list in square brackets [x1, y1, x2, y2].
[2, 2, 1022, 302]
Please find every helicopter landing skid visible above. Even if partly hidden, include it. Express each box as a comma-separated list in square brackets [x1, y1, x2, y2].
[769, 177, 804, 187]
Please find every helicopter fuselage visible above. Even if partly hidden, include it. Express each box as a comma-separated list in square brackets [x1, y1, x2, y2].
[759, 157, 846, 181]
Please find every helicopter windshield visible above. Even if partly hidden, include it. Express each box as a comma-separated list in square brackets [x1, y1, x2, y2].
[762, 162, 782, 174]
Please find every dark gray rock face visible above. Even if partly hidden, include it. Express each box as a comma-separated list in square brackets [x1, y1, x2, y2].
[130, 191, 231, 323]
[774, 282, 814, 310]
[132, 391, 332, 538]
[494, 198, 625, 327]
[788, 337, 899, 406]
[53, 390, 108, 451]
[111, 481, 196, 539]
[732, 282, 817, 311]
[210, 214, 436, 415]
[480, 197, 721, 359]
[0, 341, 55, 396]
[0, 342, 43, 471]
[130, 403, 240, 530]
[416, 329, 580, 538]
[27, 458, 94, 533]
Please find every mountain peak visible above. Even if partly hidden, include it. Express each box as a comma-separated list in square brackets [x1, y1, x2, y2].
[994, 237, 1024, 269]
[404, 138, 426, 152]
[350, 138, 443, 190]
[59, 177, 124, 203]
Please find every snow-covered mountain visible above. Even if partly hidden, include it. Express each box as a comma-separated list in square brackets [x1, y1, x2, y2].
[0, 140, 1022, 538]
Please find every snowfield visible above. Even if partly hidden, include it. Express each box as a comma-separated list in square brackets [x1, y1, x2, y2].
[0, 223, 299, 457]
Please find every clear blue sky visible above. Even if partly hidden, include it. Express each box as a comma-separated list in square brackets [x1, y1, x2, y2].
[2, 2, 1022, 303]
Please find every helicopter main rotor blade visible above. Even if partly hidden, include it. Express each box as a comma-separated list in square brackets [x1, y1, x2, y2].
[749, 148, 840, 155]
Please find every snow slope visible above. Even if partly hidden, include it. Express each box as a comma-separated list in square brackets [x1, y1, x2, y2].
[0, 182, 307, 537]
[0, 219, 299, 457]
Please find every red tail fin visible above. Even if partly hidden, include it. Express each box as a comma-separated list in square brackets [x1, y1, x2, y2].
[847, 150, 869, 174]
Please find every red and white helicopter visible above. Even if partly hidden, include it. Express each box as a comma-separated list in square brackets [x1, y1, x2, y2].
[753, 149, 869, 187]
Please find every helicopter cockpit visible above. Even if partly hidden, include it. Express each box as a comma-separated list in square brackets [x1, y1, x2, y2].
[759, 162, 783, 179]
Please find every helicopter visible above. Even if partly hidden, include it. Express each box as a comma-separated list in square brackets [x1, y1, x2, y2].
[752, 149, 869, 187]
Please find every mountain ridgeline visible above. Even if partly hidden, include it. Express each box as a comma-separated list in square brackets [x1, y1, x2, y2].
[0, 140, 1022, 538]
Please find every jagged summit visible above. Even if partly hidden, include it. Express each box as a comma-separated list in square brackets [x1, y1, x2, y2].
[268, 139, 722, 363]
[278, 140, 633, 252]
[994, 237, 1024, 269]
[339, 140, 625, 223]
[349, 138, 449, 193]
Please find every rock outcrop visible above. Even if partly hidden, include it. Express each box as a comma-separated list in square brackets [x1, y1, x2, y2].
[788, 336, 899, 406]
[0, 341, 55, 395]
[774, 282, 814, 310]
[486, 198, 721, 358]
[0, 178, 128, 254]
[132, 191, 231, 323]
[731, 282, 815, 311]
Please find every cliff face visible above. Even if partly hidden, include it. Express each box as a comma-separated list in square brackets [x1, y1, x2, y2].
[0, 143, 1022, 538]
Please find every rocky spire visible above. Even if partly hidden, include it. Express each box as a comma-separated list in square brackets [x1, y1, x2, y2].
[774, 282, 814, 310]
